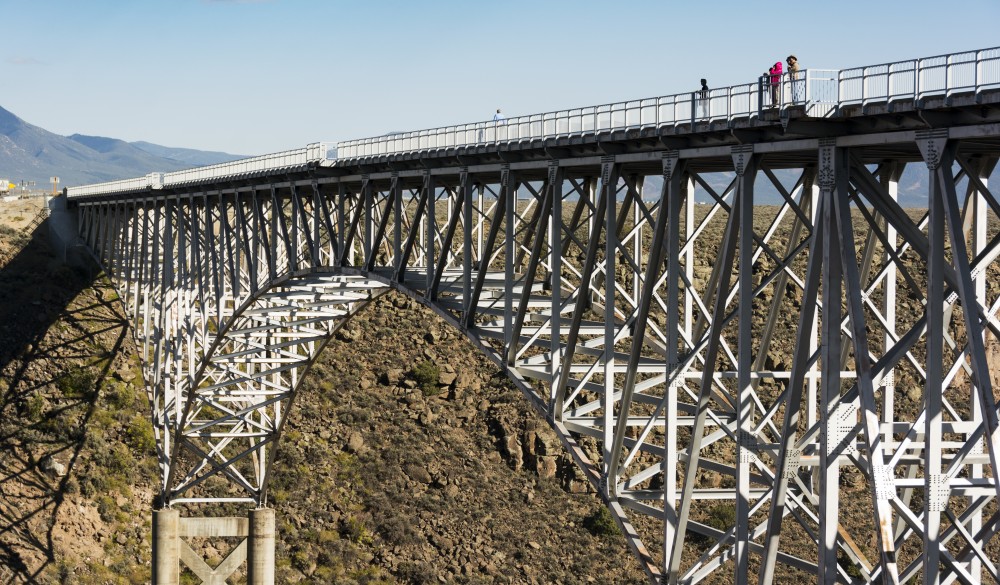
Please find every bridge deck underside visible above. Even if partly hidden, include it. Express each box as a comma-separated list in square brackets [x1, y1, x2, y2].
[75, 127, 1000, 584]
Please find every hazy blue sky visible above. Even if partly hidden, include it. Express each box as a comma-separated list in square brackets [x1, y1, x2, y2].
[2, 0, 998, 155]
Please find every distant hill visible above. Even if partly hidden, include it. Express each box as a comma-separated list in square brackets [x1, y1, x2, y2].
[130, 141, 245, 167]
[0, 105, 245, 188]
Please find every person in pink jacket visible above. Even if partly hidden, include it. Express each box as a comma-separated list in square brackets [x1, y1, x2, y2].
[768, 61, 783, 106]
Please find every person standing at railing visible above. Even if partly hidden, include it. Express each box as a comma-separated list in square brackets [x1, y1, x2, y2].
[768, 61, 783, 106]
[697, 79, 709, 118]
[491, 108, 506, 143]
[787, 55, 801, 103]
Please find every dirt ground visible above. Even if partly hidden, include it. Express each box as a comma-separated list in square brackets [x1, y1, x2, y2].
[0, 194, 49, 231]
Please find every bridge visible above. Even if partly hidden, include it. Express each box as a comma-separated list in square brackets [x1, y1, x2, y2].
[60, 47, 1000, 584]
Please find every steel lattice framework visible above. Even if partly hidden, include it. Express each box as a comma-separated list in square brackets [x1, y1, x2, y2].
[67, 48, 1000, 584]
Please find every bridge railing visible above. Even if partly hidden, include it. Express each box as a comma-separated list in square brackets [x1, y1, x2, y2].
[837, 47, 1000, 107]
[334, 73, 843, 159]
[65, 142, 335, 198]
[64, 173, 164, 198]
[160, 142, 336, 188]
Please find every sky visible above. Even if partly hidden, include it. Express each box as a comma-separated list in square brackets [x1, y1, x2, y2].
[2, 0, 998, 156]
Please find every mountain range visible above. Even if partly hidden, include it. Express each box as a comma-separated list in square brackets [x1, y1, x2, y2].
[0, 105, 244, 188]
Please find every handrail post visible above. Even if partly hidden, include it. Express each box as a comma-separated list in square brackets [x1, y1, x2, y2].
[976, 50, 981, 95]
[691, 91, 696, 126]
[757, 77, 763, 116]
[946, 54, 952, 97]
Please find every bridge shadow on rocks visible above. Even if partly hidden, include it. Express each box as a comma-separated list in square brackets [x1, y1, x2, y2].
[0, 222, 154, 583]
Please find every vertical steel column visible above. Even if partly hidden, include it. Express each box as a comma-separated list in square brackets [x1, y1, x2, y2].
[363, 176, 373, 266]
[962, 155, 995, 578]
[461, 170, 472, 317]
[232, 192, 244, 294]
[731, 145, 757, 583]
[601, 157, 620, 495]
[817, 142, 845, 585]
[108, 201, 123, 278]
[880, 162, 902, 445]
[476, 183, 485, 264]
[920, 132, 947, 585]
[503, 166, 515, 350]
[425, 172, 436, 293]
[123, 202, 140, 309]
[310, 181, 324, 267]
[392, 173, 402, 271]
[235, 191, 254, 295]
[548, 162, 563, 411]
[288, 184, 303, 272]
[662, 152, 683, 562]
[337, 183, 347, 267]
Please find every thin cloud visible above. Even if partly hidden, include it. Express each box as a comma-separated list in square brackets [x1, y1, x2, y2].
[7, 56, 46, 66]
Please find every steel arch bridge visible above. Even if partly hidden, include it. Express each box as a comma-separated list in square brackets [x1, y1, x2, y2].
[64, 47, 1000, 584]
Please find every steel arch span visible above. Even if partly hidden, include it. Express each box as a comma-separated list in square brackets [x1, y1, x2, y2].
[64, 46, 1000, 585]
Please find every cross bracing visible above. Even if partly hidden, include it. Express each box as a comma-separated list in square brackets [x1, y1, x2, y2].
[67, 47, 1000, 585]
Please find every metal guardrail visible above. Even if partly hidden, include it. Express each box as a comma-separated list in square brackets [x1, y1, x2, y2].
[837, 47, 1000, 107]
[66, 142, 335, 198]
[66, 47, 1000, 199]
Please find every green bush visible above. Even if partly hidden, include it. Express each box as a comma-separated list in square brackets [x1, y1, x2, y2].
[126, 414, 156, 453]
[340, 515, 372, 545]
[582, 505, 620, 538]
[704, 503, 737, 532]
[106, 381, 136, 410]
[411, 360, 441, 396]
[96, 494, 117, 522]
[58, 368, 97, 399]
[24, 392, 47, 420]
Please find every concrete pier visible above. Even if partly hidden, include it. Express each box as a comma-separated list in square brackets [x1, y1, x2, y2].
[248, 508, 276, 585]
[150, 509, 275, 584]
[152, 509, 180, 585]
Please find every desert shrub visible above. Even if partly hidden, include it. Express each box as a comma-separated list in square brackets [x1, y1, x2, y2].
[583, 505, 620, 538]
[106, 381, 136, 410]
[126, 414, 156, 453]
[704, 503, 737, 532]
[396, 561, 435, 584]
[378, 515, 421, 547]
[24, 392, 47, 420]
[317, 529, 340, 544]
[411, 360, 441, 396]
[340, 515, 372, 545]
[95, 494, 116, 522]
[102, 443, 135, 475]
[58, 367, 97, 398]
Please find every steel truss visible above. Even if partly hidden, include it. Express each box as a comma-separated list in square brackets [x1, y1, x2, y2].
[75, 127, 1000, 584]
